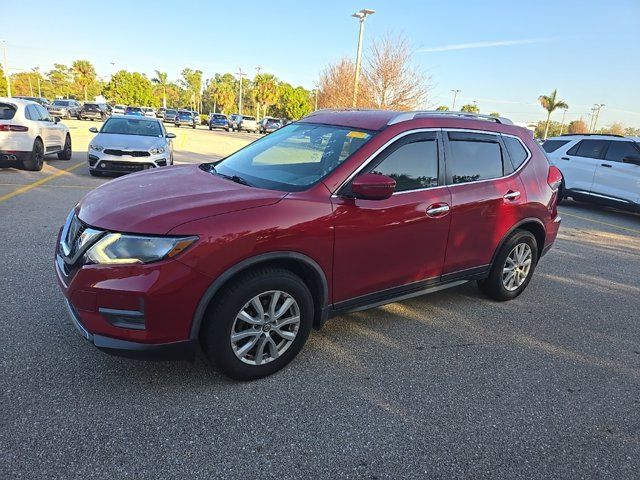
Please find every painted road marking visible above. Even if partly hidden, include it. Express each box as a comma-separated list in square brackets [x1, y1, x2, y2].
[0, 162, 85, 203]
[561, 211, 640, 235]
[0, 183, 94, 189]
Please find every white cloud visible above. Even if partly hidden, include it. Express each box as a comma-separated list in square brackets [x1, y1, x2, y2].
[418, 38, 555, 53]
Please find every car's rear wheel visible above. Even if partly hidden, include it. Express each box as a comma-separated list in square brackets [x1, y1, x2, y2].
[57, 134, 72, 160]
[478, 229, 538, 301]
[22, 138, 45, 171]
[201, 268, 313, 381]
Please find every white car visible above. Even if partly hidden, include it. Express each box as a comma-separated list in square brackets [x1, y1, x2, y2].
[142, 107, 156, 118]
[0, 97, 72, 171]
[112, 104, 127, 115]
[543, 134, 640, 212]
[87, 115, 175, 176]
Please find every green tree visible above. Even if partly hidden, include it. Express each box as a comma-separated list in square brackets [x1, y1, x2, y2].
[253, 73, 279, 119]
[211, 81, 236, 114]
[47, 64, 74, 99]
[489, 111, 500, 117]
[538, 89, 568, 140]
[152, 71, 169, 108]
[103, 70, 155, 106]
[72, 60, 98, 101]
[435, 105, 449, 111]
[0, 64, 7, 96]
[460, 103, 480, 113]
[274, 83, 312, 120]
[567, 120, 588, 134]
[180, 68, 203, 112]
[535, 120, 564, 138]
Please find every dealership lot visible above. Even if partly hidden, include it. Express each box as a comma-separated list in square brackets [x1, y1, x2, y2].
[1, 122, 639, 478]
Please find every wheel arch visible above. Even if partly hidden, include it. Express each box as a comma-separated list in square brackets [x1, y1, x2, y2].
[190, 251, 330, 340]
[491, 218, 546, 266]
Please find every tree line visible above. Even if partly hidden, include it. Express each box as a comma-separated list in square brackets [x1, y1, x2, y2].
[0, 62, 314, 119]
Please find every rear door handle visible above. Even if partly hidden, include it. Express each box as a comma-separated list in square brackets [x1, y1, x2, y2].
[600, 163, 612, 168]
[503, 190, 521, 201]
[426, 203, 450, 217]
[561, 157, 570, 161]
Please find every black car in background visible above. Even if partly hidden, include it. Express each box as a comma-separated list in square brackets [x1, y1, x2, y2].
[14, 96, 51, 107]
[79, 102, 110, 121]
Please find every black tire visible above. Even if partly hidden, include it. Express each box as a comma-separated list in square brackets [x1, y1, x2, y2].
[57, 134, 72, 160]
[89, 170, 102, 177]
[175, 124, 180, 128]
[208, 125, 212, 130]
[201, 268, 314, 381]
[225, 127, 229, 132]
[22, 138, 45, 171]
[557, 179, 565, 204]
[477, 229, 538, 301]
[192, 124, 196, 129]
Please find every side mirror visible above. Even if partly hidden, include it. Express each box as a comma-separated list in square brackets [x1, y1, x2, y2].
[166, 132, 176, 139]
[89, 127, 99, 133]
[53, 116, 61, 124]
[623, 155, 640, 166]
[351, 173, 396, 200]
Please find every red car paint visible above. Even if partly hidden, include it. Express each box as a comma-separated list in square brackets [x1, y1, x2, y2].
[55, 111, 560, 356]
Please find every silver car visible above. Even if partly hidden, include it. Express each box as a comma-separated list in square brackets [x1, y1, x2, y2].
[87, 115, 175, 176]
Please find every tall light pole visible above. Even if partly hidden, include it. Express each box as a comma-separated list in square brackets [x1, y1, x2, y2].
[593, 103, 604, 133]
[451, 89, 461, 110]
[255, 66, 262, 119]
[235, 68, 246, 114]
[351, 8, 375, 108]
[1, 40, 10, 97]
[314, 82, 319, 111]
[559, 107, 568, 135]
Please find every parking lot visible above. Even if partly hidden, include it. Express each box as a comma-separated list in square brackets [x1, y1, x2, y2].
[1, 121, 639, 478]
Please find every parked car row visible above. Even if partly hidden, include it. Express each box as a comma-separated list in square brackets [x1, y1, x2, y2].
[207, 113, 285, 134]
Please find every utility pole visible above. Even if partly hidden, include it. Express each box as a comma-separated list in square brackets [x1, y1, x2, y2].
[588, 106, 597, 132]
[28, 74, 33, 96]
[235, 68, 246, 115]
[351, 8, 375, 108]
[314, 90, 319, 111]
[451, 89, 461, 110]
[1, 40, 11, 97]
[559, 107, 568, 135]
[255, 66, 261, 120]
[592, 104, 604, 133]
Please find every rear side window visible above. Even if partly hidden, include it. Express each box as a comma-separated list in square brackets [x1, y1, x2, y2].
[567, 140, 608, 159]
[0, 103, 16, 120]
[25, 104, 40, 121]
[542, 139, 570, 153]
[503, 135, 529, 169]
[370, 139, 439, 192]
[604, 141, 640, 163]
[446, 133, 503, 184]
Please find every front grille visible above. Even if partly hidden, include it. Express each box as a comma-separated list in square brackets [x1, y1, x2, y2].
[96, 161, 155, 172]
[66, 216, 86, 257]
[104, 149, 150, 157]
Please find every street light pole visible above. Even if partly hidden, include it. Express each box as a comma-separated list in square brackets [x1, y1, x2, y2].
[451, 89, 461, 110]
[351, 8, 375, 108]
[593, 104, 604, 133]
[235, 68, 246, 115]
[559, 107, 567, 135]
[255, 66, 261, 120]
[1, 40, 11, 97]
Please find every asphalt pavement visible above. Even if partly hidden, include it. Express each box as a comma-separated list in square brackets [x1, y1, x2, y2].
[1, 122, 639, 479]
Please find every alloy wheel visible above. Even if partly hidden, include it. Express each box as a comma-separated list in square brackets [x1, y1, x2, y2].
[502, 243, 532, 291]
[230, 290, 301, 366]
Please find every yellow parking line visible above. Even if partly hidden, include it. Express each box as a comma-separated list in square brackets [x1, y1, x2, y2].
[0, 183, 93, 189]
[561, 211, 640, 235]
[0, 162, 85, 203]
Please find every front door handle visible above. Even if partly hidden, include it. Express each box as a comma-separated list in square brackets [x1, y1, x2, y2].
[600, 163, 612, 168]
[503, 190, 521, 201]
[426, 203, 450, 217]
[561, 157, 570, 161]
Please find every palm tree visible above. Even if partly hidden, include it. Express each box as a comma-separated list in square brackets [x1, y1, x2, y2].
[72, 60, 96, 101]
[153, 71, 169, 108]
[253, 73, 279, 119]
[539, 89, 568, 140]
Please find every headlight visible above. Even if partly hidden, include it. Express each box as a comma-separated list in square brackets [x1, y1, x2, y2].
[149, 147, 165, 155]
[85, 233, 197, 265]
[89, 144, 104, 152]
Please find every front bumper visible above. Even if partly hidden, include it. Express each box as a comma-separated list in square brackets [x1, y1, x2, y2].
[175, 120, 195, 126]
[87, 151, 169, 173]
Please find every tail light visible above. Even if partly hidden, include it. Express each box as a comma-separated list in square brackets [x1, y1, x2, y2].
[547, 165, 563, 191]
[0, 124, 29, 132]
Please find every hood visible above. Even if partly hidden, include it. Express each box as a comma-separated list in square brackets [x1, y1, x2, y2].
[77, 165, 286, 234]
[93, 133, 164, 150]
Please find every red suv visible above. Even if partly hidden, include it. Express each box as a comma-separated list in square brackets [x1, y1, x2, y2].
[55, 110, 562, 380]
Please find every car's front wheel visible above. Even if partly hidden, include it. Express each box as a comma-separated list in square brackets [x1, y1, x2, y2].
[201, 268, 313, 380]
[478, 229, 538, 301]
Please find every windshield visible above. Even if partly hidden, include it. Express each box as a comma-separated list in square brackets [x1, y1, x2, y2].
[210, 123, 375, 192]
[166, 109, 177, 114]
[213, 115, 226, 120]
[53, 100, 71, 106]
[100, 117, 163, 137]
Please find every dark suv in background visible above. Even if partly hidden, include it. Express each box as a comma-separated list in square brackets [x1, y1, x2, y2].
[79, 102, 110, 121]
[56, 110, 562, 380]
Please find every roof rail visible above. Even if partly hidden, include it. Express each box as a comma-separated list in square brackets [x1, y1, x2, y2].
[560, 133, 625, 138]
[387, 110, 514, 126]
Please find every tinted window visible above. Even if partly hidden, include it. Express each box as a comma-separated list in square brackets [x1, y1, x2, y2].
[53, 100, 70, 106]
[35, 104, 51, 121]
[242, 116, 256, 121]
[0, 103, 16, 120]
[604, 141, 640, 163]
[503, 135, 529, 169]
[371, 140, 438, 192]
[25, 105, 39, 121]
[542, 139, 570, 153]
[567, 140, 608, 159]
[447, 135, 503, 184]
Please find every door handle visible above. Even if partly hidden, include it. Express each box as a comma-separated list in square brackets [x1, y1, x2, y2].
[561, 157, 570, 161]
[426, 204, 450, 217]
[503, 190, 521, 201]
[600, 163, 612, 168]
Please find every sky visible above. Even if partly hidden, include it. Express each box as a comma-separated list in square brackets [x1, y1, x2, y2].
[2, 0, 639, 127]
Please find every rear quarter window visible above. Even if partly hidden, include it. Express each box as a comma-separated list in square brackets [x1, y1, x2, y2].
[0, 103, 17, 120]
[502, 135, 529, 169]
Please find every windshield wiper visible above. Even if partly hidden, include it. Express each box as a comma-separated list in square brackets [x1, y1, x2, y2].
[202, 164, 252, 187]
